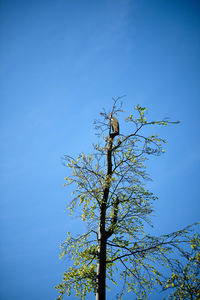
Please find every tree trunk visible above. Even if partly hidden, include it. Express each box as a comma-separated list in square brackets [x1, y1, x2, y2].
[96, 217, 107, 300]
[96, 136, 113, 300]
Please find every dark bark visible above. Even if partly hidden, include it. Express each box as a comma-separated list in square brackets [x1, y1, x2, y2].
[96, 136, 114, 300]
[96, 224, 107, 300]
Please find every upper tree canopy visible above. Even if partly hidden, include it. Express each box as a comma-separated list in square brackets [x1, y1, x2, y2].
[55, 98, 198, 300]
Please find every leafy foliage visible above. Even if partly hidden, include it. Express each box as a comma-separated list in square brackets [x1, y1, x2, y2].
[55, 98, 197, 300]
[162, 233, 200, 299]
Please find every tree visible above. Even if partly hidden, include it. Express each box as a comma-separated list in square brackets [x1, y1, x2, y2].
[162, 233, 200, 299]
[55, 98, 197, 300]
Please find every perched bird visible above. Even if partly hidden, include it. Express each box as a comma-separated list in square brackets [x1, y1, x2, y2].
[108, 113, 119, 135]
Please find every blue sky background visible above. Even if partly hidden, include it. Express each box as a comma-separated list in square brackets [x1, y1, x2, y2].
[0, 0, 199, 299]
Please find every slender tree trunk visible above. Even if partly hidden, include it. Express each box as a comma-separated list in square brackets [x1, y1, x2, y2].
[96, 136, 113, 300]
[96, 212, 107, 300]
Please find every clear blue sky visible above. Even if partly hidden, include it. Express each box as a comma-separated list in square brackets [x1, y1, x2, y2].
[0, 0, 199, 299]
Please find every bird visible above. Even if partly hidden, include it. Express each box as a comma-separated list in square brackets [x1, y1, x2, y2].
[108, 113, 119, 135]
